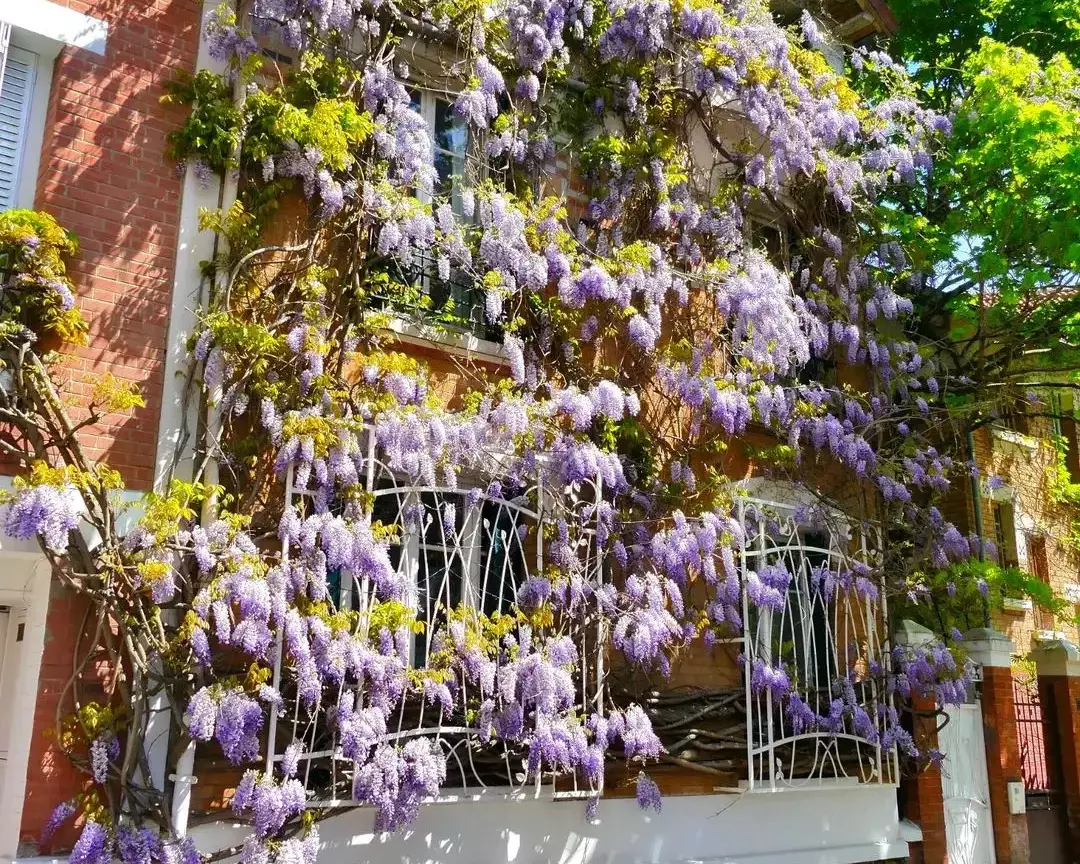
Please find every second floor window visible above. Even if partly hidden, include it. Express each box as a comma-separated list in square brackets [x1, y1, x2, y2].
[1052, 389, 1080, 481]
[377, 90, 496, 342]
[993, 501, 1020, 569]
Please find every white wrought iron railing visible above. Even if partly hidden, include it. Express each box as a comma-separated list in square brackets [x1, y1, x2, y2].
[739, 495, 897, 790]
[264, 432, 607, 804]
[245, 464, 896, 810]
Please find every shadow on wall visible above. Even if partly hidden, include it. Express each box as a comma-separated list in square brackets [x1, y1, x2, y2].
[33, 0, 203, 490]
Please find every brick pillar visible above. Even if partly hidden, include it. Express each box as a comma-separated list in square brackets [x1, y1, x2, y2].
[1032, 639, 1080, 860]
[896, 620, 947, 864]
[965, 628, 1029, 864]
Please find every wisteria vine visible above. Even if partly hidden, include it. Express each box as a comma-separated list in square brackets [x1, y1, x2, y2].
[0, 0, 998, 861]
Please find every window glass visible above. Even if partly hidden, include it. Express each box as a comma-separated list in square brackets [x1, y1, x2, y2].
[479, 499, 528, 616]
[433, 98, 467, 207]
[993, 502, 1019, 568]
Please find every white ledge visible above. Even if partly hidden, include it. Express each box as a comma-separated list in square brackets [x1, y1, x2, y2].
[2, 0, 108, 55]
[386, 316, 506, 365]
[991, 427, 1039, 451]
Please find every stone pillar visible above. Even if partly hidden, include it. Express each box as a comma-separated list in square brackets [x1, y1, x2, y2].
[1031, 639, 1080, 859]
[965, 627, 1029, 864]
[895, 620, 947, 864]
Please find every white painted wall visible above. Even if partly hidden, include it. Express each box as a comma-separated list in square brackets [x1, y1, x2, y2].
[190, 784, 908, 864]
[0, 1, 107, 56]
[0, 556, 52, 862]
[153, 0, 230, 492]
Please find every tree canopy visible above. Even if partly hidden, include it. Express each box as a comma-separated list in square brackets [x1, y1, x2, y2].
[887, 0, 1080, 423]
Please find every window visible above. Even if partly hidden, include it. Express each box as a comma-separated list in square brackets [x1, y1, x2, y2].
[368, 480, 529, 667]
[1026, 535, 1055, 631]
[752, 529, 833, 694]
[752, 220, 785, 268]
[993, 501, 1020, 569]
[748, 218, 796, 272]
[797, 354, 838, 388]
[0, 28, 38, 211]
[995, 400, 1030, 436]
[379, 91, 496, 341]
[1053, 390, 1080, 482]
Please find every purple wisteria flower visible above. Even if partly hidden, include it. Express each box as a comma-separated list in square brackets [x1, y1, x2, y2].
[635, 773, 662, 812]
[4, 483, 81, 553]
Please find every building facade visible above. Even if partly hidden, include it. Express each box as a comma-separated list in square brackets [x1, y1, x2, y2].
[8, 3, 1073, 864]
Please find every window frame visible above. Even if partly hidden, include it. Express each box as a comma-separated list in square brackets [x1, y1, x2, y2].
[0, 29, 52, 213]
[992, 500, 1020, 570]
[382, 88, 504, 350]
[368, 474, 534, 668]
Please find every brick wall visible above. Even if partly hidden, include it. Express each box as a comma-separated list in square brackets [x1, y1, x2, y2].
[19, 584, 103, 853]
[33, 0, 202, 491]
[944, 423, 1080, 654]
[901, 694, 947, 864]
[981, 665, 1030, 864]
[16, 0, 203, 847]
[974, 422, 1080, 652]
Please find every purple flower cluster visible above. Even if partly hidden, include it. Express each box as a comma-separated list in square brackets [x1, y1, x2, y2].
[186, 687, 264, 765]
[4, 483, 81, 553]
[353, 739, 446, 831]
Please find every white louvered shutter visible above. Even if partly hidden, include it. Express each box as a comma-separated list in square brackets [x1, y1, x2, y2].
[0, 30, 37, 211]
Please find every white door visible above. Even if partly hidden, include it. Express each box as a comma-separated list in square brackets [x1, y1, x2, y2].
[0, 608, 10, 804]
[939, 703, 996, 864]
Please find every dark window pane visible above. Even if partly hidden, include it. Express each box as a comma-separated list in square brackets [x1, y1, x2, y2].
[434, 99, 467, 155]
[415, 548, 463, 666]
[480, 502, 527, 616]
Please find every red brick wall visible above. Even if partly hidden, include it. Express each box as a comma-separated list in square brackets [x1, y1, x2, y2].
[943, 424, 1080, 653]
[902, 694, 947, 864]
[19, 584, 104, 852]
[32, 0, 202, 490]
[982, 665, 1030, 864]
[16, 0, 202, 848]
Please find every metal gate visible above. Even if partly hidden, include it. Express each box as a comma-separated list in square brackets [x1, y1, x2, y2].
[1014, 677, 1068, 864]
[939, 703, 996, 864]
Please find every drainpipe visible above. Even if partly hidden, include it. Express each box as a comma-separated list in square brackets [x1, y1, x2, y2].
[166, 0, 245, 839]
[966, 427, 990, 626]
[169, 741, 198, 837]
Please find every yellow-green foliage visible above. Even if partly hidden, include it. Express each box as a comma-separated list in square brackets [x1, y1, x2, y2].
[138, 480, 222, 543]
[90, 373, 146, 414]
[1, 461, 123, 501]
[0, 210, 87, 343]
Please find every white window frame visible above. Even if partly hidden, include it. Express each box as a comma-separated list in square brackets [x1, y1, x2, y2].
[0, 22, 74, 214]
[0, 37, 44, 211]
[383, 88, 507, 361]
[0, 2, 110, 211]
[988, 483, 1031, 571]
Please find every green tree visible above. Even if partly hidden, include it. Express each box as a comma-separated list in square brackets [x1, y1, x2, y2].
[886, 2, 1080, 414]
